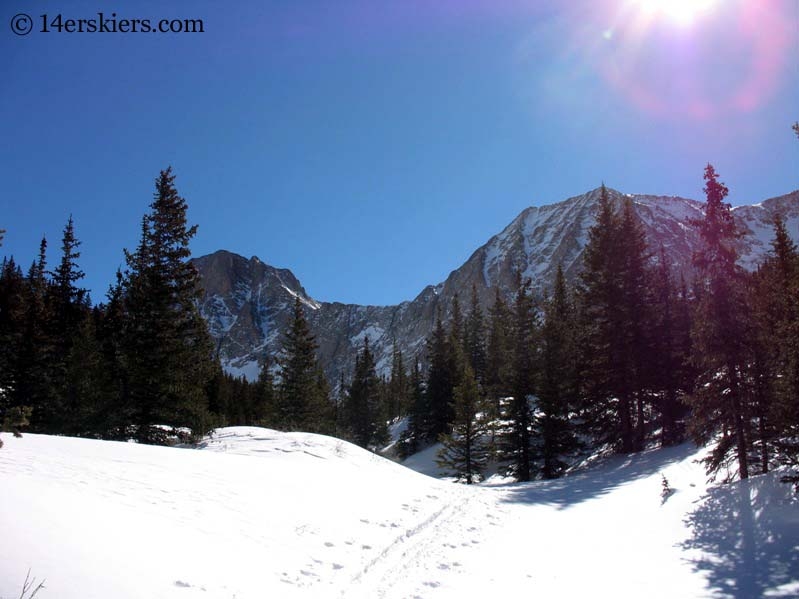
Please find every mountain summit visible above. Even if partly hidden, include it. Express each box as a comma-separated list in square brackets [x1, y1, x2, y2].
[192, 187, 799, 382]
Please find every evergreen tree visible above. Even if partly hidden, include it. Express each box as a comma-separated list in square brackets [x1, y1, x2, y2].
[0, 257, 25, 426]
[436, 365, 490, 484]
[687, 165, 752, 480]
[426, 313, 454, 441]
[16, 238, 56, 433]
[121, 167, 215, 443]
[577, 186, 634, 452]
[651, 248, 688, 446]
[759, 216, 799, 481]
[276, 296, 326, 432]
[343, 337, 385, 448]
[387, 341, 408, 421]
[464, 284, 487, 385]
[399, 356, 427, 458]
[254, 356, 276, 426]
[499, 275, 538, 482]
[485, 287, 512, 415]
[537, 265, 580, 478]
[49, 216, 91, 431]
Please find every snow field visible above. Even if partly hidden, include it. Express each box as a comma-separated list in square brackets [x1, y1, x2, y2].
[1, 428, 797, 598]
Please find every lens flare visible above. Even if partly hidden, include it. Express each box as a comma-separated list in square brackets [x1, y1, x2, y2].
[633, 0, 717, 25]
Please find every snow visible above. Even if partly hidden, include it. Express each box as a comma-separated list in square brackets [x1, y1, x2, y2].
[280, 284, 321, 310]
[350, 325, 385, 346]
[2, 429, 797, 598]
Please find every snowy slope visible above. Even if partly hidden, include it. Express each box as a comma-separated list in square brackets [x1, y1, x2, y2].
[2, 429, 798, 598]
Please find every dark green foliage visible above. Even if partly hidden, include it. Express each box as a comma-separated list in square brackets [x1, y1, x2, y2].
[499, 275, 538, 482]
[436, 365, 490, 484]
[276, 296, 332, 433]
[485, 287, 512, 422]
[464, 284, 487, 385]
[650, 249, 691, 447]
[577, 187, 653, 453]
[398, 356, 427, 458]
[342, 337, 387, 448]
[426, 313, 455, 441]
[121, 168, 216, 443]
[686, 165, 752, 480]
[757, 216, 799, 479]
[386, 342, 409, 421]
[536, 265, 580, 478]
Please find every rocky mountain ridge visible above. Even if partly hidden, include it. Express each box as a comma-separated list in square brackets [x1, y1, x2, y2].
[192, 187, 799, 383]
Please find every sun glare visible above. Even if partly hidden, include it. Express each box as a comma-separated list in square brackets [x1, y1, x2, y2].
[634, 0, 718, 26]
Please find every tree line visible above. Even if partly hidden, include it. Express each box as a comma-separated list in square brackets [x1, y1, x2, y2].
[1, 158, 797, 492]
[400, 165, 798, 487]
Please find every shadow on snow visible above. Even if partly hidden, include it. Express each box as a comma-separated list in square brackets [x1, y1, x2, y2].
[493, 442, 698, 509]
[681, 475, 799, 598]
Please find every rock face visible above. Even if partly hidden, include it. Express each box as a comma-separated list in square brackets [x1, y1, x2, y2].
[193, 187, 799, 383]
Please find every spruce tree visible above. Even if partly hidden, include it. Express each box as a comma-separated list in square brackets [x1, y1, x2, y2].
[399, 356, 427, 457]
[437, 364, 490, 484]
[651, 248, 688, 446]
[387, 341, 408, 421]
[499, 275, 538, 482]
[687, 165, 752, 480]
[49, 216, 91, 432]
[537, 265, 580, 478]
[343, 337, 386, 448]
[464, 284, 487, 385]
[122, 167, 215, 443]
[276, 296, 324, 432]
[760, 216, 799, 480]
[16, 238, 56, 433]
[577, 186, 634, 452]
[577, 187, 654, 453]
[426, 313, 454, 441]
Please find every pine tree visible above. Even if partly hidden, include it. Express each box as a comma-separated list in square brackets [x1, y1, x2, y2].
[577, 186, 634, 452]
[499, 275, 538, 482]
[49, 216, 91, 432]
[464, 284, 487, 385]
[426, 312, 454, 441]
[485, 287, 512, 416]
[0, 257, 25, 427]
[537, 265, 580, 478]
[687, 165, 752, 480]
[343, 337, 384, 448]
[399, 356, 427, 457]
[16, 238, 56, 433]
[651, 248, 688, 446]
[387, 341, 408, 421]
[436, 365, 490, 484]
[759, 216, 799, 480]
[276, 296, 324, 432]
[122, 167, 215, 443]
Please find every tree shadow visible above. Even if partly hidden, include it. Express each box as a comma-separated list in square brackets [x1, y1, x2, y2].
[494, 442, 698, 509]
[681, 476, 799, 598]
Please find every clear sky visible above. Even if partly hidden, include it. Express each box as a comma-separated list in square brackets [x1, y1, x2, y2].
[1, 0, 797, 306]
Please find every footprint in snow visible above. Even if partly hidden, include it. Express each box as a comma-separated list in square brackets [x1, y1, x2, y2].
[174, 581, 191, 588]
[332, 563, 344, 570]
[361, 544, 372, 550]
[423, 581, 441, 588]
[324, 541, 335, 547]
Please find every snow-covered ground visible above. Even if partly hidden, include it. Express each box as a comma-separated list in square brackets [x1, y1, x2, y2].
[1, 428, 797, 598]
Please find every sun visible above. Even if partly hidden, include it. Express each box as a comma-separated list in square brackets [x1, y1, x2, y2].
[633, 0, 718, 26]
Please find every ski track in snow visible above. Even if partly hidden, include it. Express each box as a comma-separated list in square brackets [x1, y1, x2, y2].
[2, 428, 798, 599]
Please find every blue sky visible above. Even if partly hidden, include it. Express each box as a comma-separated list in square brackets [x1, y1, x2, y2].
[1, 0, 797, 305]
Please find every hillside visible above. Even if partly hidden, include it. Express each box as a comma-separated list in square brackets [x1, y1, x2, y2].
[193, 188, 799, 381]
[1, 429, 797, 598]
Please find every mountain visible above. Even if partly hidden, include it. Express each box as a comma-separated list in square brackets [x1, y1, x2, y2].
[193, 187, 799, 382]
